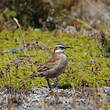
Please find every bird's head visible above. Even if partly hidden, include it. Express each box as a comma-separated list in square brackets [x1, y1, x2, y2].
[54, 44, 73, 53]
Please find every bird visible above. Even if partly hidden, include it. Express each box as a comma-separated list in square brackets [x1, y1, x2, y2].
[35, 44, 73, 89]
[19, 44, 73, 90]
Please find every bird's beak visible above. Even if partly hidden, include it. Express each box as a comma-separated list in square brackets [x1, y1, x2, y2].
[65, 46, 73, 49]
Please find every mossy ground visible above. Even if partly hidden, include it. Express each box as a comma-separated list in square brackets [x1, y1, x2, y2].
[0, 29, 110, 88]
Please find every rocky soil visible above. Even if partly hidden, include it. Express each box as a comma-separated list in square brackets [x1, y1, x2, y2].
[0, 86, 110, 110]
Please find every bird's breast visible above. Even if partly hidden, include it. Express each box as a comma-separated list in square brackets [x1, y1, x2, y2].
[44, 53, 68, 78]
[58, 53, 67, 63]
[55, 53, 67, 71]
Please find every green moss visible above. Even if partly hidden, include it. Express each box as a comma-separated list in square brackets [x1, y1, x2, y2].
[0, 29, 110, 88]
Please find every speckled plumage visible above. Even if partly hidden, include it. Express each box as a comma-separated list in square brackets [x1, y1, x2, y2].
[37, 52, 67, 78]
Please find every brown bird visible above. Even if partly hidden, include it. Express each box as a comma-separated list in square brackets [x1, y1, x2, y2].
[36, 44, 73, 89]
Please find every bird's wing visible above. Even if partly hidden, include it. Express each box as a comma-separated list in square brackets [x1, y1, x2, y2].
[37, 54, 59, 72]
[37, 64, 50, 72]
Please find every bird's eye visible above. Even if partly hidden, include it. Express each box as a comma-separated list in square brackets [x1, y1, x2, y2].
[60, 47, 65, 49]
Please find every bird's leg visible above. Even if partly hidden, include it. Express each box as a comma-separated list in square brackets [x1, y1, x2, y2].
[46, 78, 51, 90]
[51, 78, 59, 88]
